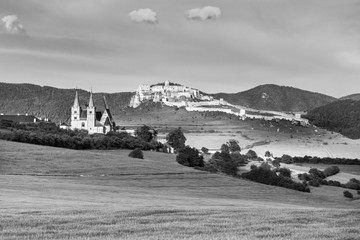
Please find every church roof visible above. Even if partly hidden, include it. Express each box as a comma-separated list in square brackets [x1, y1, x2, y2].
[73, 91, 80, 108]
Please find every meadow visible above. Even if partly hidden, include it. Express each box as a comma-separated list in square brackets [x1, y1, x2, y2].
[1, 140, 360, 239]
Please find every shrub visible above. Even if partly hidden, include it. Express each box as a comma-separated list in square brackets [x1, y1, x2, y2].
[309, 168, 326, 180]
[343, 191, 353, 199]
[309, 179, 320, 187]
[277, 168, 291, 178]
[357, 190, 360, 195]
[281, 154, 293, 164]
[323, 166, 340, 177]
[201, 147, 209, 155]
[272, 159, 281, 168]
[128, 148, 144, 159]
[176, 146, 204, 168]
[246, 150, 258, 160]
[230, 152, 247, 166]
[345, 178, 360, 190]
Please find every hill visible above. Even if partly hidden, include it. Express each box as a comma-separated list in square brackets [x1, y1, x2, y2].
[0, 82, 133, 123]
[340, 93, 360, 101]
[304, 99, 360, 139]
[1, 140, 359, 239]
[209, 84, 336, 112]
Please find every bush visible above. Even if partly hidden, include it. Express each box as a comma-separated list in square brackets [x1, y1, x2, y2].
[128, 148, 144, 159]
[277, 168, 291, 178]
[343, 191, 353, 199]
[246, 150, 257, 160]
[345, 178, 360, 190]
[309, 168, 326, 180]
[281, 154, 293, 164]
[357, 190, 360, 195]
[309, 179, 320, 187]
[323, 166, 340, 177]
[201, 147, 209, 155]
[176, 146, 204, 168]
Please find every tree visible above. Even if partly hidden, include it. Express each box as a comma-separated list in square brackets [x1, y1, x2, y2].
[201, 146, 209, 155]
[246, 150, 257, 160]
[176, 146, 204, 167]
[227, 139, 241, 153]
[265, 151, 273, 158]
[135, 125, 157, 142]
[343, 191, 353, 199]
[281, 154, 293, 164]
[220, 144, 230, 154]
[209, 151, 238, 176]
[166, 128, 186, 151]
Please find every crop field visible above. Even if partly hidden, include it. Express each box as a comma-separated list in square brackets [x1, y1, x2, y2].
[1, 140, 360, 239]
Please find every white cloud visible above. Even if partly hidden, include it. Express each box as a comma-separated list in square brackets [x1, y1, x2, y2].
[128, 8, 158, 24]
[185, 6, 222, 21]
[1, 15, 26, 34]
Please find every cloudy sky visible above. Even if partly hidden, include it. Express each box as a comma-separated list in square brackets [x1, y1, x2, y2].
[0, 0, 359, 97]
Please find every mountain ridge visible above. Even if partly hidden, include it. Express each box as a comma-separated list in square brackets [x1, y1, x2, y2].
[208, 84, 337, 112]
[0, 82, 343, 123]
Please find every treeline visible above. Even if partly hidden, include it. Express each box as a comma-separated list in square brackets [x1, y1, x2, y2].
[279, 155, 360, 165]
[242, 164, 310, 192]
[0, 121, 164, 151]
[298, 167, 360, 190]
[304, 99, 360, 139]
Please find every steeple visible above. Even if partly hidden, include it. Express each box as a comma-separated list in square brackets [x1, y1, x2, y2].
[73, 91, 80, 108]
[103, 96, 109, 109]
[88, 91, 94, 108]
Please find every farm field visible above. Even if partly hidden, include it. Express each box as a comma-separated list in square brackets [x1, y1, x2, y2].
[1, 140, 360, 239]
[116, 104, 360, 158]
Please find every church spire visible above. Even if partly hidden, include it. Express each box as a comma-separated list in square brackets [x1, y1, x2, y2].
[73, 91, 79, 108]
[103, 95, 109, 109]
[89, 91, 94, 108]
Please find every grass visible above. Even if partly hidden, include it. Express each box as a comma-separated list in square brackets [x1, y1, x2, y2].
[1, 140, 360, 239]
[1, 208, 359, 240]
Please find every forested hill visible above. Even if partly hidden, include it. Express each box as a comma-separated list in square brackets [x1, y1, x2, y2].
[304, 99, 360, 139]
[340, 94, 360, 101]
[0, 82, 133, 123]
[209, 84, 336, 112]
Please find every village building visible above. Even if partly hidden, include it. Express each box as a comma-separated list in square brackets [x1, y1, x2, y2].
[0, 114, 42, 124]
[69, 91, 116, 134]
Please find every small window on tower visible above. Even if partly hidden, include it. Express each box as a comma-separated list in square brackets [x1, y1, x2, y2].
[74, 111, 77, 114]
[82, 122, 85, 127]
[89, 111, 92, 114]
[74, 117, 77, 120]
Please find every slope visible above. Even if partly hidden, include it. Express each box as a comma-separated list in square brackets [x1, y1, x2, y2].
[0, 82, 133, 123]
[210, 84, 336, 112]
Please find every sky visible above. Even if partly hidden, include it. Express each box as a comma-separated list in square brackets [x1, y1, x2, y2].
[0, 0, 359, 97]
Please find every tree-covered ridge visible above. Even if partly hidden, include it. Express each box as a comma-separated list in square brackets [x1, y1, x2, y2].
[209, 84, 336, 112]
[0, 82, 133, 123]
[304, 99, 360, 139]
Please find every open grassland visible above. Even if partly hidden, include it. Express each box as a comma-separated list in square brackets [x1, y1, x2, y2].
[1, 208, 359, 240]
[1, 140, 360, 239]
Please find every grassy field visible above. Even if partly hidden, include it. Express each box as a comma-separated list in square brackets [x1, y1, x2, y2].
[1, 140, 360, 239]
[115, 104, 360, 158]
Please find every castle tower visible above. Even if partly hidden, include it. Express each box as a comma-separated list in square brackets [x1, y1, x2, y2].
[87, 91, 96, 132]
[71, 91, 80, 123]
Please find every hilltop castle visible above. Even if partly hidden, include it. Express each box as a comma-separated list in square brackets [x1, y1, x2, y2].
[70, 91, 115, 134]
[129, 81, 210, 108]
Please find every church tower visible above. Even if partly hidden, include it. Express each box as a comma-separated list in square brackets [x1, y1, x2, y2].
[87, 91, 96, 132]
[71, 91, 80, 128]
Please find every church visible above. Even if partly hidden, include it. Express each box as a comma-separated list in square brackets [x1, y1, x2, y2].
[70, 91, 116, 134]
